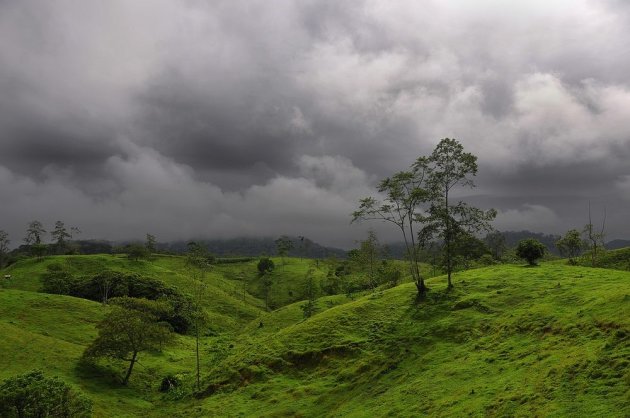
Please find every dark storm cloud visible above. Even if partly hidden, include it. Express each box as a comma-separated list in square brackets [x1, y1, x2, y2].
[1, 0, 630, 247]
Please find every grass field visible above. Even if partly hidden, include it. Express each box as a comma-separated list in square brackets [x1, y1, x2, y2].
[1, 255, 629, 417]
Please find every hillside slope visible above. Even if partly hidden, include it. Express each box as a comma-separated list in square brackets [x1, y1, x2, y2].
[180, 264, 630, 417]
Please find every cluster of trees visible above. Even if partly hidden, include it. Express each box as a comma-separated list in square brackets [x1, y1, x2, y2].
[353, 138, 496, 297]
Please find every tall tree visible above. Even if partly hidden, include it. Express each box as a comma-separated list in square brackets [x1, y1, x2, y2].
[419, 138, 496, 289]
[353, 167, 431, 297]
[301, 268, 318, 318]
[145, 234, 157, 254]
[355, 230, 381, 289]
[275, 236, 293, 266]
[0, 230, 9, 268]
[24, 220, 46, 245]
[83, 297, 174, 385]
[583, 203, 606, 267]
[51, 221, 73, 254]
[185, 241, 210, 391]
[484, 231, 507, 261]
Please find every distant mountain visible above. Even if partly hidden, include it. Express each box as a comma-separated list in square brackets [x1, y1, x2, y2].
[604, 239, 630, 250]
[159, 237, 348, 259]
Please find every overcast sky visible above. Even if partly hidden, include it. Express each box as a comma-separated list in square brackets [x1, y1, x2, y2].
[1, 0, 629, 248]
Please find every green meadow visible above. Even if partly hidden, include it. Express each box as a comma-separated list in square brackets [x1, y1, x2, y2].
[1, 254, 629, 417]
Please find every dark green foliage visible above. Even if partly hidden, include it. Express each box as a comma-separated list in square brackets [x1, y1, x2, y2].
[160, 374, 182, 393]
[84, 297, 175, 385]
[30, 243, 48, 259]
[484, 231, 507, 260]
[0, 370, 92, 417]
[516, 239, 547, 265]
[41, 269, 197, 333]
[126, 243, 150, 261]
[555, 229, 586, 263]
[418, 138, 496, 288]
[146, 233, 157, 253]
[0, 229, 9, 268]
[257, 257, 275, 275]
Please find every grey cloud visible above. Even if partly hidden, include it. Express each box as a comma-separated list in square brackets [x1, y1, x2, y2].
[1, 0, 630, 247]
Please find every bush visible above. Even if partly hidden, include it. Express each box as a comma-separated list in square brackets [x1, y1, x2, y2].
[257, 257, 275, 275]
[0, 370, 92, 417]
[516, 239, 547, 266]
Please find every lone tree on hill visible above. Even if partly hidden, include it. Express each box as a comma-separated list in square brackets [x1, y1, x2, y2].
[83, 297, 174, 385]
[418, 138, 496, 289]
[516, 238, 547, 266]
[353, 167, 431, 297]
[257, 257, 275, 275]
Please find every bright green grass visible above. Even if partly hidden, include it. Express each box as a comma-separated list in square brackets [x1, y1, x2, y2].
[171, 263, 630, 417]
[1, 258, 629, 417]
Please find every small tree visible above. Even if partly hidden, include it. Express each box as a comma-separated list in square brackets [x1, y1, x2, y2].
[83, 297, 174, 385]
[355, 230, 381, 289]
[126, 243, 149, 261]
[257, 257, 275, 275]
[583, 203, 606, 267]
[516, 239, 547, 266]
[555, 229, 585, 264]
[484, 231, 506, 261]
[24, 220, 46, 245]
[352, 168, 431, 297]
[0, 230, 10, 268]
[275, 236, 293, 266]
[51, 221, 72, 254]
[0, 370, 92, 418]
[301, 268, 318, 318]
[145, 234, 157, 254]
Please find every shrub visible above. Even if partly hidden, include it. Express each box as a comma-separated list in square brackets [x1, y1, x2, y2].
[257, 257, 275, 275]
[516, 239, 547, 266]
[0, 370, 92, 417]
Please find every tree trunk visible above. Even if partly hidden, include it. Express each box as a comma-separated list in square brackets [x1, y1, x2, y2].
[122, 351, 138, 385]
[445, 187, 453, 289]
[415, 277, 427, 299]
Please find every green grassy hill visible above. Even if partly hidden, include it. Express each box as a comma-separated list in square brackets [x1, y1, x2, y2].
[1, 256, 628, 417]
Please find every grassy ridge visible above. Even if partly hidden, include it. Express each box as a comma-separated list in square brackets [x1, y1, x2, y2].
[176, 264, 630, 417]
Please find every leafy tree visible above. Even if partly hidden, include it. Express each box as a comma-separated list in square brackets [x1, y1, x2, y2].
[354, 230, 381, 289]
[145, 233, 157, 253]
[450, 231, 490, 270]
[0, 230, 9, 268]
[484, 231, 507, 261]
[126, 243, 149, 261]
[516, 239, 547, 266]
[353, 168, 431, 297]
[418, 138, 496, 289]
[84, 297, 174, 385]
[0, 370, 92, 418]
[24, 220, 46, 245]
[257, 257, 275, 275]
[275, 236, 293, 266]
[51, 221, 73, 254]
[555, 229, 585, 264]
